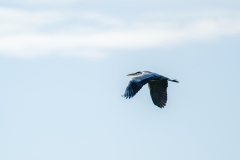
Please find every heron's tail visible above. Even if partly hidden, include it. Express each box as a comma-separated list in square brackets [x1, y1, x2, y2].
[170, 79, 179, 83]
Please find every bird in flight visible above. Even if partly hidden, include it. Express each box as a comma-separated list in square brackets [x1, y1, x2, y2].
[122, 71, 179, 108]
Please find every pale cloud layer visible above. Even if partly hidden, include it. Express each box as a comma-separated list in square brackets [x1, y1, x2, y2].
[0, 8, 240, 58]
[4, 0, 78, 6]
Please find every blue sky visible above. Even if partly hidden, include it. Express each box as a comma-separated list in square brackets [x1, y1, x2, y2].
[1, 1, 240, 160]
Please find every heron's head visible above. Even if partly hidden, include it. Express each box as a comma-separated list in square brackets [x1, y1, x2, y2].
[127, 71, 142, 76]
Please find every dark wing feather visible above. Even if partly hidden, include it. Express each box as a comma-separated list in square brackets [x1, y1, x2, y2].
[123, 73, 159, 99]
[123, 80, 143, 99]
[148, 79, 168, 108]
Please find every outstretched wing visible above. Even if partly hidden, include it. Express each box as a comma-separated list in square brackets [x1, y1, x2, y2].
[123, 73, 158, 99]
[148, 79, 168, 108]
[122, 80, 143, 99]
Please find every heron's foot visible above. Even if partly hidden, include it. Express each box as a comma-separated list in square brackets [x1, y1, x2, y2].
[171, 79, 179, 83]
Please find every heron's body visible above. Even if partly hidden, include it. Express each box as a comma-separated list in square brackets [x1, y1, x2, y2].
[123, 71, 178, 108]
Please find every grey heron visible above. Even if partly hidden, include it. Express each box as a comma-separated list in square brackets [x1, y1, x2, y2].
[122, 71, 179, 108]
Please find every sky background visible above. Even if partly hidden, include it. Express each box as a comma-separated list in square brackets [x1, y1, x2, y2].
[1, 1, 240, 160]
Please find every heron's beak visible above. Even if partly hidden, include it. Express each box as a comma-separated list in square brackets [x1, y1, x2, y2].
[127, 73, 136, 76]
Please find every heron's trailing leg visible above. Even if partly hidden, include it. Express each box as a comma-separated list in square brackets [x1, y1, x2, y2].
[169, 79, 179, 83]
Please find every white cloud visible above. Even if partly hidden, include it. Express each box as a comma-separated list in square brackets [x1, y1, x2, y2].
[8, 0, 78, 6]
[0, 8, 240, 58]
